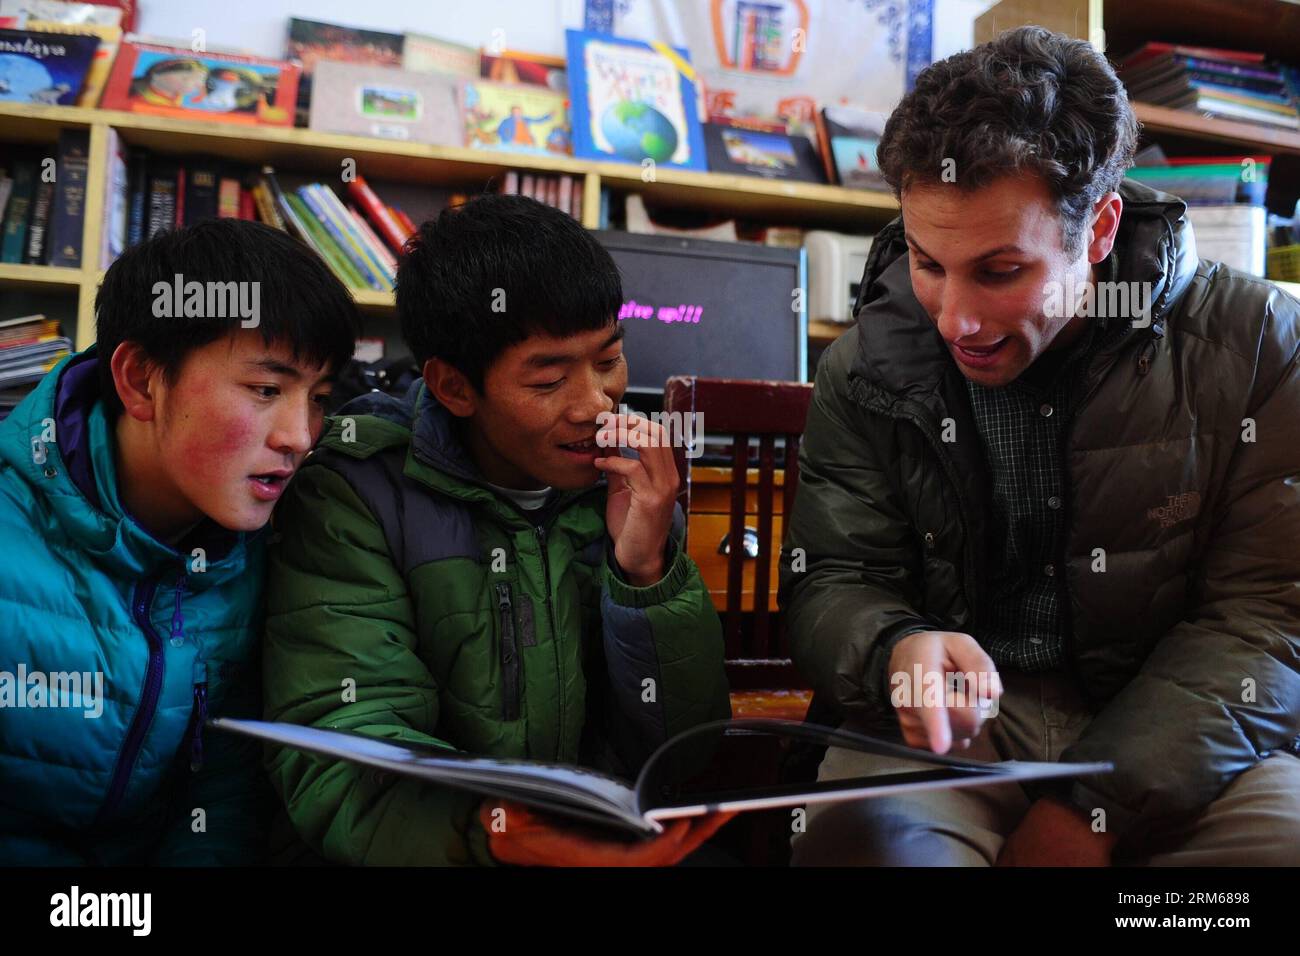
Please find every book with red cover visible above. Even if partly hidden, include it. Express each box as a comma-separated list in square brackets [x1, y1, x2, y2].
[345, 175, 411, 255]
[1120, 42, 1267, 74]
[100, 40, 299, 127]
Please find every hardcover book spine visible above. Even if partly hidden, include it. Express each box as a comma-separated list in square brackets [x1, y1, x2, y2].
[217, 177, 241, 218]
[2, 161, 37, 264]
[100, 129, 128, 269]
[308, 184, 392, 291]
[313, 183, 394, 287]
[126, 149, 148, 248]
[299, 185, 384, 291]
[282, 193, 367, 290]
[346, 175, 410, 255]
[347, 206, 398, 274]
[23, 178, 55, 265]
[48, 128, 91, 267]
[145, 165, 177, 240]
[183, 164, 221, 226]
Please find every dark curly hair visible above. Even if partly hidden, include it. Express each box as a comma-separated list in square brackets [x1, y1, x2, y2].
[876, 25, 1138, 257]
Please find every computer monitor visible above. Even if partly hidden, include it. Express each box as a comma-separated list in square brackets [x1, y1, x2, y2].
[595, 231, 808, 396]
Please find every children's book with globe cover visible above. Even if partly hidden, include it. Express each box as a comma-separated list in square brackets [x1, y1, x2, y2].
[565, 28, 706, 172]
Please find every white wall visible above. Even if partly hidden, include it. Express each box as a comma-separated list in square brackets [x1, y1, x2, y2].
[137, 0, 998, 65]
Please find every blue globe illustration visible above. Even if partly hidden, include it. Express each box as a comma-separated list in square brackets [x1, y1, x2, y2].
[0, 54, 54, 101]
[599, 100, 678, 164]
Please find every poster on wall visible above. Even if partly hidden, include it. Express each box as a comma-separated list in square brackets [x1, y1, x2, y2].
[597, 0, 933, 133]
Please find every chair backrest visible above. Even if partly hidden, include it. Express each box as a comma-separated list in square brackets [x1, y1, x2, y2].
[663, 376, 814, 674]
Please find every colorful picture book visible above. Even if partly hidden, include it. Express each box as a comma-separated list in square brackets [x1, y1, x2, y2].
[481, 48, 566, 91]
[565, 29, 707, 172]
[100, 40, 299, 126]
[309, 61, 460, 145]
[23, 19, 120, 106]
[403, 32, 479, 78]
[460, 78, 571, 155]
[287, 17, 403, 123]
[815, 105, 889, 191]
[0, 314, 71, 421]
[703, 118, 824, 183]
[0, 26, 100, 105]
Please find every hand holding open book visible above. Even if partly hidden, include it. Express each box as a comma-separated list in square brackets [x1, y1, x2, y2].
[212, 717, 1112, 844]
[479, 800, 736, 867]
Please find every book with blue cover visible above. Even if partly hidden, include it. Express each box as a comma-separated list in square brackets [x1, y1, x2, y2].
[0, 27, 100, 106]
[565, 29, 706, 173]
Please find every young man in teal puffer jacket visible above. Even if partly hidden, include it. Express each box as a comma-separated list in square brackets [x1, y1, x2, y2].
[0, 219, 358, 864]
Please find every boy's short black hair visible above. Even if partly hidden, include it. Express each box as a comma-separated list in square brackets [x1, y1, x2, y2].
[95, 218, 360, 416]
[396, 194, 623, 393]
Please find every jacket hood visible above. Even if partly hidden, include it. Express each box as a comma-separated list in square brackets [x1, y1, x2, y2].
[334, 379, 480, 484]
[0, 348, 251, 586]
[849, 178, 1200, 405]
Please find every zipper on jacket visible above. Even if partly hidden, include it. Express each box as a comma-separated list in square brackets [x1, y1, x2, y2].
[170, 574, 187, 647]
[534, 524, 561, 753]
[96, 576, 166, 823]
[495, 581, 521, 721]
[189, 680, 208, 771]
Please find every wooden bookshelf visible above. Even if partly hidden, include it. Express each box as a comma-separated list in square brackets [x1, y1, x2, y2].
[1132, 103, 1300, 156]
[0, 263, 83, 291]
[5, 27, 1300, 353]
[0, 100, 901, 350]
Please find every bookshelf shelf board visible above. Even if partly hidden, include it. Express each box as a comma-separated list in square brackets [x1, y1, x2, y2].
[1132, 103, 1300, 156]
[593, 163, 898, 226]
[0, 102, 898, 227]
[0, 102, 98, 145]
[0, 263, 86, 292]
[351, 289, 397, 312]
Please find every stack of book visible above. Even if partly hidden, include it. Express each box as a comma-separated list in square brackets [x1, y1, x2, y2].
[1128, 150, 1271, 277]
[1, 130, 91, 269]
[108, 148, 418, 293]
[254, 169, 413, 294]
[1119, 43, 1300, 133]
[0, 315, 72, 421]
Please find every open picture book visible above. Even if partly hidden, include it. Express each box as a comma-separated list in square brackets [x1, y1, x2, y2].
[211, 717, 1113, 836]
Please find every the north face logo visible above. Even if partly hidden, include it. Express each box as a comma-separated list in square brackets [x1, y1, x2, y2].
[1148, 491, 1202, 528]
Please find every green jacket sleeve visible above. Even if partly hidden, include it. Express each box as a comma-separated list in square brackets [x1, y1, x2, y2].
[1060, 296, 1300, 843]
[262, 463, 494, 866]
[599, 505, 731, 762]
[779, 332, 934, 720]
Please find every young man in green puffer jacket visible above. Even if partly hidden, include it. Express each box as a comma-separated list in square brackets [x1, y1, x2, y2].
[263, 194, 731, 866]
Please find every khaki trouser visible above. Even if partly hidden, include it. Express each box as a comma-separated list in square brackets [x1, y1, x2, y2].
[791, 669, 1300, 866]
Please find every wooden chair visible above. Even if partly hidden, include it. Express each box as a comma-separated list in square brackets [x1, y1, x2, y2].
[662, 376, 815, 712]
[662, 376, 820, 865]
